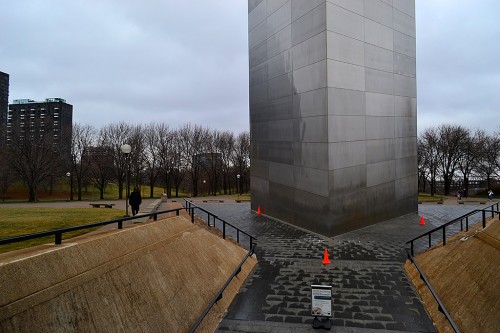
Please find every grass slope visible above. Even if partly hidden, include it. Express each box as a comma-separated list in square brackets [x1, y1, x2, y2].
[0, 208, 125, 253]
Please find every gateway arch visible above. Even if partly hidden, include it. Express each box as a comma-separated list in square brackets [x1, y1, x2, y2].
[248, 0, 417, 236]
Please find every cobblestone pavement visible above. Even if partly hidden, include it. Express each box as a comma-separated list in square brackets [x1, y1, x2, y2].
[187, 202, 486, 333]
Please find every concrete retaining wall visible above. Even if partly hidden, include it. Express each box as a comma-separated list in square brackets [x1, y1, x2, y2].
[0, 216, 256, 332]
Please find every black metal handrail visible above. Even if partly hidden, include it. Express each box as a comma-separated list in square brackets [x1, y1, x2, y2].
[0, 207, 185, 246]
[407, 201, 499, 256]
[405, 249, 461, 333]
[188, 244, 256, 333]
[184, 199, 256, 249]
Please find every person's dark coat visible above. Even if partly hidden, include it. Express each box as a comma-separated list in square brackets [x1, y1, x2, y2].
[129, 190, 142, 209]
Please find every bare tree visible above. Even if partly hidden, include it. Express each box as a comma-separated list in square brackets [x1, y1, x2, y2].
[100, 122, 132, 199]
[201, 129, 225, 196]
[143, 123, 161, 198]
[0, 145, 14, 200]
[215, 130, 235, 194]
[128, 124, 146, 191]
[418, 128, 440, 196]
[170, 132, 186, 197]
[71, 123, 96, 200]
[232, 131, 250, 194]
[178, 124, 209, 197]
[155, 124, 175, 196]
[6, 119, 64, 201]
[87, 145, 114, 200]
[456, 128, 480, 197]
[436, 124, 468, 195]
[475, 130, 500, 190]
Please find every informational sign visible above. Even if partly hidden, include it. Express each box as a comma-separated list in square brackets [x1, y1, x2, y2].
[311, 285, 332, 318]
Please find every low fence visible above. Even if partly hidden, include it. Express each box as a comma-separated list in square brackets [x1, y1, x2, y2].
[405, 200, 499, 333]
[405, 249, 461, 333]
[407, 201, 499, 256]
[183, 199, 256, 250]
[0, 208, 187, 247]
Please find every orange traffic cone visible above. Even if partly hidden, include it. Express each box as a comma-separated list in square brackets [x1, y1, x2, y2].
[322, 248, 331, 265]
[257, 206, 261, 215]
[420, 215, 425, 225]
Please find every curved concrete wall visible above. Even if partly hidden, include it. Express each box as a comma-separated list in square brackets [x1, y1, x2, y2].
[0, 216, 256, 332]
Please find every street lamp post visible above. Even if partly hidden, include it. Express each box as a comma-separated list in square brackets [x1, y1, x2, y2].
[203, 180, 206, 197]
[121, 144, 132, 217]
[237, 174, 240, 201]
[66, 172, 71, 201]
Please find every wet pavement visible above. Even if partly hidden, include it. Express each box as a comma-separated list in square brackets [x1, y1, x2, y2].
[184, 202, 491, 333]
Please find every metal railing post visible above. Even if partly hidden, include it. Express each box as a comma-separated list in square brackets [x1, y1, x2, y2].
[191, 208, 194, 223]
[491, 205, 494, 218]
[55, 232, 62, 245]
[466, 216, 469, 231]
[411, 241, 414, 256]
[118, 221, 123, 229]
[154, 213, 157, 221]
[443, 226, 447, 245]
[428, 233, 431, 248]
[176, 209, 179, 216]
[223, 222, 226, 239]
[482, 210, 486, 228]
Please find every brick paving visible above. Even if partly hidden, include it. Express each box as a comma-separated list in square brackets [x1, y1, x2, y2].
[156, 200, 494, 332]
[183, 203, 441, 332]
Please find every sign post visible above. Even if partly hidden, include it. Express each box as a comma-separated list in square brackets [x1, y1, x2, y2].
[311, 284, 332, 330]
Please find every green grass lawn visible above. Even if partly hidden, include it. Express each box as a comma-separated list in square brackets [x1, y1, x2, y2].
[0, 208, 125, 253]
[1, 180, 178, 202]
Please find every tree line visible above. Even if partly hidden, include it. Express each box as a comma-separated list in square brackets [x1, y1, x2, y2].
[0, 121, 250, 201]
[418, 124, 500, 196]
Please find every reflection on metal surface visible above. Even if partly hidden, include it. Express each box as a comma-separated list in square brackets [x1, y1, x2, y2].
[249, 0, 417, 236]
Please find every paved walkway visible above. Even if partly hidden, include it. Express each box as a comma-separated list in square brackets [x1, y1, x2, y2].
[0, 198, 159, 211]
[180, 202, 492, 333]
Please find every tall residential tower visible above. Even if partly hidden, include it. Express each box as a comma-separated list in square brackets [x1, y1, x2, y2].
[7, 98, 73, 161]
[0, 71, 9, 145]
[249, 0, 417, 236]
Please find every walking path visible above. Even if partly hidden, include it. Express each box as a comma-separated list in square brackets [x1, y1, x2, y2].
[0, 198, 158, 210]
[180, 202, 488, 333]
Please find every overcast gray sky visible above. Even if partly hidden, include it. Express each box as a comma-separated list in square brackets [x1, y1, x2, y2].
[1, 0, 498, 134]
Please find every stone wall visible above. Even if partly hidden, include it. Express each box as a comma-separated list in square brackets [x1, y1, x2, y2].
[0, 216, 256, 332]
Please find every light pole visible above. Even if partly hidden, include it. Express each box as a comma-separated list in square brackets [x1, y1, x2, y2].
[203, 180, 206, 196]
[236, 174, 240, 201]
[66, 172, 71, 201]
[121, 144, 132, 217]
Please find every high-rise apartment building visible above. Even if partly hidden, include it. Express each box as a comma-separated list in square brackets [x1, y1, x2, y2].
[248, 0, 417, 236]
[0, 71, 9, 143]
[7, 98, 73, 157]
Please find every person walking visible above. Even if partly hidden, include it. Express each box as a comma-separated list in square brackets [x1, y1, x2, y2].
[488, 189, 494, 202]
[129, 187, 142, 216]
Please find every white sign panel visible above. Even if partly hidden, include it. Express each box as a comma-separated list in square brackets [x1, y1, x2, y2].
[311, 285, 332, 318]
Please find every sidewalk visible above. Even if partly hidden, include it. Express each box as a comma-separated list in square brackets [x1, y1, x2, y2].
[419, 195, 492, 205]
[0, 198, 159, 211]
